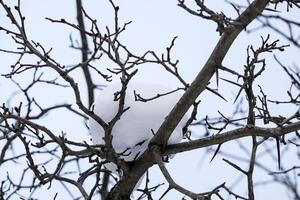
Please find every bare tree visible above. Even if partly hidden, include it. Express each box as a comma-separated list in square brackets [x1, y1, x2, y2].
[1, 0, 300, 200]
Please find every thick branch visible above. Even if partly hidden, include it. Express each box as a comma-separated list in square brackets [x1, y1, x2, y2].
[150, 0, 270, 148]
[164, 121, 300, 155]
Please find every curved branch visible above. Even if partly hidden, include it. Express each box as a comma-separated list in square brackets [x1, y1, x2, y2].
[152, 146, 208, 200]
[164, 121, 300, 155]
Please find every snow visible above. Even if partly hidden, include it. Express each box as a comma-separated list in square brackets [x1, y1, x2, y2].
[89, 81, 190, 164]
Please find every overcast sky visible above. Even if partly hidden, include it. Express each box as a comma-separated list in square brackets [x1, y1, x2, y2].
[1, 0, 299, 199]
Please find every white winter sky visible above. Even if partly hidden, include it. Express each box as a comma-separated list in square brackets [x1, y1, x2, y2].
[0, 0, 299, 199]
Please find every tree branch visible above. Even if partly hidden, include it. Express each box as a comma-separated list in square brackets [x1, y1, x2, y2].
[150, 0, 270, 148]
[164, 121, 300, 155]
[152, 146, 208, 200]
[76, 0, 94, 108]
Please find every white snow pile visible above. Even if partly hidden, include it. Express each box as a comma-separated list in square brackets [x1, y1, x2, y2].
[89, 82, 190, 165]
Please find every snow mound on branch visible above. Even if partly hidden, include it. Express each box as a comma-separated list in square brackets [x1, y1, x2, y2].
[89, 82, 189, 162]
